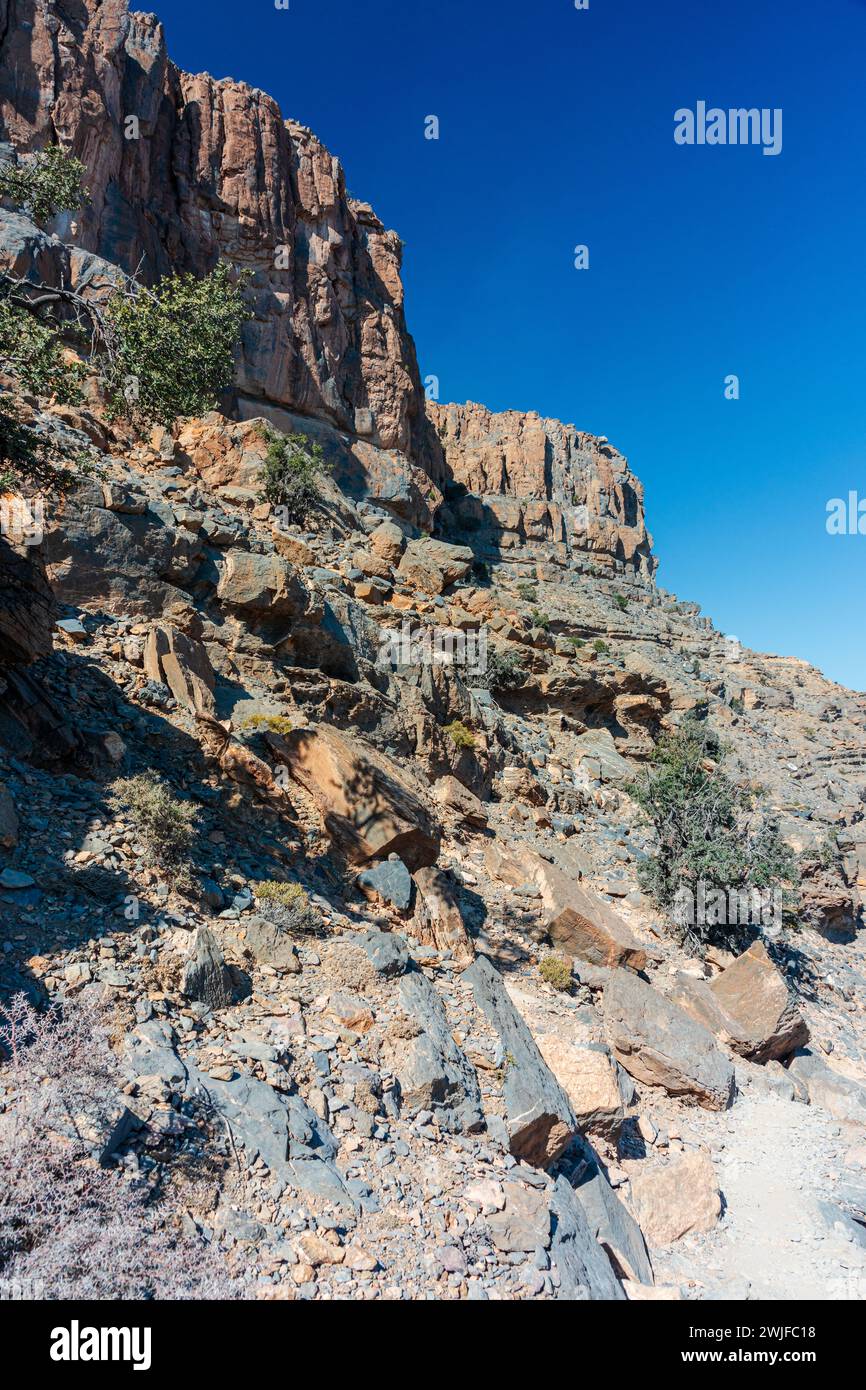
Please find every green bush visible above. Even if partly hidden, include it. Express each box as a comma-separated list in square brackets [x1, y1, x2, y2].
[257, 428, 331, 525]
[0, 292, 85, 403]
[0, 145, 89, 225]
[630, 713, 797, 950]
[253, 881, 318, 933]
[592, 638, 610, 655]
[109, 772, 197, 880]
[444, 719, 475, 750]
[516, 582, 537, 601]
[0, 397, 94, 492]
[104, 263, 251, 426]
[614, 593, 628, 612]
[539, 954, 573, 992]
[531, 609, 551, 631]
[482, 646, 526, 693]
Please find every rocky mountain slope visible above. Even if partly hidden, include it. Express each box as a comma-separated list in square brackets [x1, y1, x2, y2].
[1, 0, 866, 1302]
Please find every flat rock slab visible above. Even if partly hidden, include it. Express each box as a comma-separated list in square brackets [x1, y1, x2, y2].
[536, 1036, 634, 1139]
[788, 1050, 866, 1127]
[572, 1147, 654, 1286]
[603, 969, 735, 1111]
[392, 971, 484, 1134]
[549, 1176, 625, 1301]
[625, 1152, 721, 1246]
[465, 953, 578, 1168]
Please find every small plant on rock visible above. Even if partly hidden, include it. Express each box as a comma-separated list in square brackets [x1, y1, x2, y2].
[614, 593, 628, 612]
[253, 880, 318, 932]
[592, 638, 610, 655]
[0, 145, 89, 225]
[109, 771, 197, 879]
[531, 610, 551, 632]
[539, 954, 573, 992]
[482, 646, 526, 694]
[237, 712, 294, 737]
[444, 719, 476, 750]
[257, 427, 331, 525]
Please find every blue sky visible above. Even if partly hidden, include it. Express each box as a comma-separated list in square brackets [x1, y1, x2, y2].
[155, 0, 866, 691]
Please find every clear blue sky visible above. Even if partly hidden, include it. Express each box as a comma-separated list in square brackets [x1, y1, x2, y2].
[154, 0, 866, 691]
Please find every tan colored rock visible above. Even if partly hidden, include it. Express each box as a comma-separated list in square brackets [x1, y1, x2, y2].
[430, 774, 488, 828]
[396, 537, 473, 594]
[411, 866, 475, 964]
[352, 549, 392, 580]
[502, 849, 645, 969]
[536, 1037, 634, 1138]
[369, 521, 405, 562]
[271, 531, 315, 567]
[216, 550, 307, 617]
[626, 1154, 721, 1246]
[279, 724, 441, 869]
[144, 621, 216, 715]
[672, 941, 808, 1063]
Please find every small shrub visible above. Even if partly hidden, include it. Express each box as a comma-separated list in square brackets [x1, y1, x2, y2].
[253, 881, 318, 932]
[592, 638, 610, 655]
[516, 582, 537, 601]
[614, 593, 628, 612]
[444, 719, 475, 750]
[257, 428, 331, 525]
[104, 262, 251, 426]
[0, 993, 236, 1299]
[109, 771, 197, 878]
[0, 145, 89, 225]
[539, 954, 573, 992]
[564, 634, 585, 651]
[482, 647, 526, 693]
[237, 712, 293, 737]
[531, 610, 551, 632]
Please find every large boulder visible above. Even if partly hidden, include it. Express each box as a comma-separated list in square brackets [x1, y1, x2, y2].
[387, 972, 484, 1134]
[216, 549, 307, 618]
[536, 1037, 634, 1139]
[410, 865, 475, 964]
[603, 970, 735, 1111]
[280, 725, 441, 870]
[573, 1149, 654, 1285]
[672, 940, 808, 1063]
[465, 953, 579, 1168]
[396, 537, 473, 594]
[548, 1176, 626, 1301]
[529, 854, 646, 969]
[788, 1051, 866, 1127]
[625, 1153, 721, 1246]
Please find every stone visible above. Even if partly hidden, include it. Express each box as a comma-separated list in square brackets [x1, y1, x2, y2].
[625, 1153, 721, 1246]
[388, 972, 484, 1134]
[548, 1176, 626, 1301]
[216, 549, 308, 618]
[235, 916, 301, 973]
[603, 970, 735, 1110]
[143, 621, 216, 716]
[357, 856, 414, 912]
[465, 953, 578, 1168]
[0, 782, 18, 848]
[369, 521, 405, 562]
[396, 537, 474, 594]
[572, 1148, 654, 1285]
[430, 774, 488, 828]
[486, 1184, 550, 1253]
[536, 1037, 634, 1139]
[181, 926, 234, 1010]
[707, 940, 808, 1063]
[360, 930, 411, 978]
[410, 866, 475, 964]
[280, 724, 441, 870]
[788, 1051, 866, 1127]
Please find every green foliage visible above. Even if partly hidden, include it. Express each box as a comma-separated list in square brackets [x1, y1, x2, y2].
[592, 638, 610, 655]
[614, 593, 628, 612]
[237, 712, 293, 737]
[539, 954, 573, 992]
[564, 634, 585, 651]
[444, 719, 476, 750]
[516, 582, 537, 601]
[253, 880, 318, 932]
[630, 713, 797, 950]
[257, 428, 331, 525]
[483, 646, 526, 693]
[104, 263, 251, 426]
[0, 292, 85, 403]
[109, 772, 197, 880]
[0, 145, 89, 225]
[531, 609, 551, 631]
[0, 397, 94, 492]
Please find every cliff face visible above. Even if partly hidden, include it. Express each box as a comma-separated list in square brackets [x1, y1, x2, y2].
[429, 401, 655, 577]
[0, 0, 653, 574]
[0, 0, 433, 466]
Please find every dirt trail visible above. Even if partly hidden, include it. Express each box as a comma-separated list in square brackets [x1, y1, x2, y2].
[655, 1090, 866, 1300]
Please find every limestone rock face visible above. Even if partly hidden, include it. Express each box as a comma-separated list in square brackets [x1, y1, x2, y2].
[429, 401, 655, 576]
[0, 0, 437, 472]
[603, 969, 736, 1111]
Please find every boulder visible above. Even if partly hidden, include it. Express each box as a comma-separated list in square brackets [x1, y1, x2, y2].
[396, 537, 474, 594]
[536, 1037, 634, 1138]
[603, 970, 735, 1110]
[280, 725, 441, 870]
[216, 549, 307, 618]
[389, 972, 484, 1133]
[234, 916, 301, 973]
[672, 940, 808, 1063]
[410, 865, 475, 964]
[181, 926, 234, 1010]
[357, 856, 414, 912]
[788, 1051, 866, 1127]
[548, 1176, 626, 1301]
[465, 953, 579, 1168]
[143, 621, 216, 715]
[369, 520, 405, 563]
[430, 774, 488, 828]
[486, 1182, 550, 1253]
[529, 855, 646, 969]
[625, 1153, 721, 1246]
[573, 1149, 654, 1285]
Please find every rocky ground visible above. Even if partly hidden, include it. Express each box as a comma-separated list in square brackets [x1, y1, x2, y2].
[1, 0, 866, 1304]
